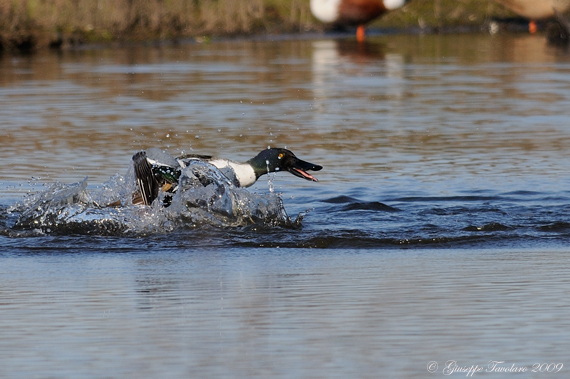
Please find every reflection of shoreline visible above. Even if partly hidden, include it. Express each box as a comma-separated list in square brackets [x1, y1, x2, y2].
[310, 39, 407, 130]
[2, 34, 569, 188]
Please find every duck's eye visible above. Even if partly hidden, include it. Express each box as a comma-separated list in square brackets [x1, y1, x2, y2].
[278, 153, 284, 159]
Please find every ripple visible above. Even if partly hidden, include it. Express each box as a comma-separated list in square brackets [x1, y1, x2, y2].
[322, 195, 400, 212]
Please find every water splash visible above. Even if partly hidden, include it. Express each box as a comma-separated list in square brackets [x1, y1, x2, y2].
[166, 160, 293, 227]
[4, 161, 300, 236]
[265, 159, 276, 193]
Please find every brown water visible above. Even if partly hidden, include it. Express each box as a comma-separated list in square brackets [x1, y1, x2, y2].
[1, 33, 570, 378]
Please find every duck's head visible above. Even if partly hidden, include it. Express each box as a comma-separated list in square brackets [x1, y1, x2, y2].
[248, 148, 323, 182]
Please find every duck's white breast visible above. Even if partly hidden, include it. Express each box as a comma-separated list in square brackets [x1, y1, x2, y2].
[209, 159, 257, 187]
[384, 0, 407, 10]
[310, 0, 342, 23]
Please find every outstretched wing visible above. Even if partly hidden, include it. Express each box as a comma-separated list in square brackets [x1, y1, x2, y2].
[132, 151, 159, 206]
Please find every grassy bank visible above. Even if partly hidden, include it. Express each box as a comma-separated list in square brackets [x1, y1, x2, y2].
[0, 0, 522, 50]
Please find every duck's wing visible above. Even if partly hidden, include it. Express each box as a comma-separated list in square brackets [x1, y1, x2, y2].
[146, 147, 180, 167]
[177, 153, 213, 160]
[176, 153, 213, 166]
[132, 151, 159, 206]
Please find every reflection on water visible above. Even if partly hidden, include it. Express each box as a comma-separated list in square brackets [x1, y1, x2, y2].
[2, 33, 570, 377]
[2, 33, 570, 190]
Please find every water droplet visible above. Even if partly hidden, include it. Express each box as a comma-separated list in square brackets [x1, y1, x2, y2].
[267, 173, 275, 193]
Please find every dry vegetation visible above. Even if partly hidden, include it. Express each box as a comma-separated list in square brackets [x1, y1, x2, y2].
[0, 0, 521, 50]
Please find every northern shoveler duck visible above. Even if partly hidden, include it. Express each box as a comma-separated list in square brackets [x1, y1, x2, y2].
[493, 0, 570, 33]
[310, 0, 410, 42]
[132, 147, 323, 206]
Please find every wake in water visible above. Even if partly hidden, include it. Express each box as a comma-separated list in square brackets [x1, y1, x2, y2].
[3, 160, 301, 236]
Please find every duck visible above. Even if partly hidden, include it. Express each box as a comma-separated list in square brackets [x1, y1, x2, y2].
[493, 0, 570, 33]
[131, 147, 323, 206]
[310, 0, 410, 42]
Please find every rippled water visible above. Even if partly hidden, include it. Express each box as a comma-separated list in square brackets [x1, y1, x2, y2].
[1, 33, 570, 377]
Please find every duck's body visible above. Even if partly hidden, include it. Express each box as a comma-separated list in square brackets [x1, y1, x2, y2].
[494, 0, 570, 20]
[132, 148, 322, 206]
[494, 0, 570, 34]
[310, 0, 409, 42]
[200, 157, 257, 187]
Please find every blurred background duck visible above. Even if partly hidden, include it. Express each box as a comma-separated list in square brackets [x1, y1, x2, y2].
[310, 0, 410, 42]
[493, 0, 570, 33]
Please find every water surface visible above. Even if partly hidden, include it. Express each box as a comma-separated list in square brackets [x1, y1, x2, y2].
[1, 33, 570, 378]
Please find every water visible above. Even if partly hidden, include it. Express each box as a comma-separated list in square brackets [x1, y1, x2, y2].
[1, 33, 570, 377]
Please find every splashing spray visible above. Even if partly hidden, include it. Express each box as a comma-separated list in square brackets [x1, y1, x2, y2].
[266, 160, 275, 193]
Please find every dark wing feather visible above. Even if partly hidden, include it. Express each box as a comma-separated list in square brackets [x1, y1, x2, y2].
[177, 153, 213, 160]
[132, 151, 159, 206]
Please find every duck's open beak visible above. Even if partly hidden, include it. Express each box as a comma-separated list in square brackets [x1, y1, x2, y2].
[288, 158, 323, 182]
